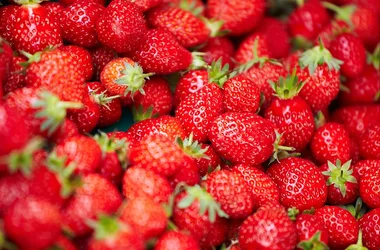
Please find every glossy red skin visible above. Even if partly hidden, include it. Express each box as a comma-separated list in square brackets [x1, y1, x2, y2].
[359, 124, 380, 160]
[128, 0, 163, 11]
[351, 7, 380, 51]
[359, 208, 380, 250]
[60, 45, 94, 81]
[69, 94, 100, 133]
[360, 168, 380, 208]
[122, 167, 173, 203]
[197, 144, 221, 177]
[62, 174, 122, 237]
[60, 1, 105, 48]
[265, 96, 315, 151]
[3, 56, 26, 94]
[206, 0, 265, 36]
[176, 83, 224, 143]
[200, 37, 235, 68]
[120, 197, 167, 240]
[0, 5, 18, 44]
[133, 77, 173, 117]
[90, 46, 116, 81]
[288, 0, 330, 41]
[0, 40, 12, 93]
[295, 214, 329, 247]
[174, 69, 208, 108]
[315, 206, 359, 249]
[147, 5, 209, 48]
[173, 192, 228, 248]
[50, 119, 79, 144]
[339, 65, 380, 105]
[311, 122, 351, 164]
[154, 231, 200, 250]
[56, 135, 102, 175]
[98, 151, 123, 186]
[329, 33, 366, 78]
[316, 20, 349, 48]
[353, 160, 380, 180]
[320, 162, 359, 205]
[267, 157, 327, 211]
[239, 205, 297, 250]
[223, 75, 260, 113]
[169, 159, 200, 188]
[132, 29, 192, 74]
[208, 112, 276, 166]
[11, 4, 62, 54]
[4, 197, 61, 249]
[234, 32, 270, 64]
[41, 2, 64, 22]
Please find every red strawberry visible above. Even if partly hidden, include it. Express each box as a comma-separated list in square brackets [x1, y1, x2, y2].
[51, 235, 77, 250]
[234, 32, 270, 64]
[11, 1, 62, 54]
[200, 37, 235, 67]
[359, 208, 380, 250]
[60, 1, 105, 48]
[62, 174, 122, 237]
[50, 119, 79, 145]
[0, 38, 12, 93]
[132, 29, 193, 74]
[315, 205, 359, 249]
[128, 0, 163, 11]
[267, 157, 327, 211]
[147, 5, 209, 48]
[353, 159, 380, 180]
[96, 0, 147, 54]
[154, 231, 200, 250]
[239, 204, 297, 250]
[360, 168, 380, 208]
[3, 55, 26, 94]
[295, 213, 329, 250]
[90, 46, 116, 81]
[316, 19, 350, 48]
[196, 144, 221, 176]
[358, 124, 380, 160]
[4, 197, 61, 249]
[311, 122, 351, 164]
[329, 33, 366, 78]
[0, 5, 18, 45]
[60, 0, 106, 6]
[169, 158, 200, 187]
[41, 1, 64, 21]
[59, 45, 94, 81]
[206, 0, 265, 36]
[174, 69, 208, 108]
[122, 167, 173, 203]
[69, 94, 100, 133]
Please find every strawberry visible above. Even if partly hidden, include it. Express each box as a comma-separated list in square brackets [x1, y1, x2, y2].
[315, 205, 359, 249]
[0, 5, 18, 45]
[206, 0, 265, 36]
[96, 0, 147, 54]
[68, 94, 100, 133]
[147, 5, 209, 48]
[119, 197, 167, 240]
[239, 204, 297, 250]
[267, 157, 327, 211]
[4, 197, 61, 249]
[358, 124, 380, 160]
[60, 0, 106, 6]
[90, 46, 116, 81]
[316, 19, 350, 48]
[174, 69, 208, 108]
[234, 32, 270, 64]
[353, 160, 380, 180]
[310, 122, 351, 164]
[208, 112, 276, 166]
[0, 38, 12, 93]
[59, 45, 94, 81]
[3, 55, 26, 94]
[128, 0, 163, 11]
[231, 164, 280, 209]
[295, 214, 329, 250]
[122, 167, 173, 203]
[62, 174, 122, 237]
[51, 235, 77, 250]
[11, 1, 62, 54]
[170, 0, 205, 16]
[359, 167, 380, 208]
[196, 144, 221, 176]
[41, 1, 64, 22]
[169, 158, 200, 187]
[154, 231, 201, 250]
[50, 119, 79, 145]
[320, 160, 359, 205]
[264, 72, 315, 151]
[60, 0, 105, 48]
[87, 215, 144, 250]
[359, 208, 380, 250]
[132, 29, 193, 74]
[329, 33, 366, 78]
[200, 37, 235, 67]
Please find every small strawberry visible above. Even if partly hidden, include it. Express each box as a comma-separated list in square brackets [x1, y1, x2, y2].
[90, 46, 116, 81]
[295, 213, 329, 250]
[68, 94, 100, 133]
[353, 159, 380, 180]
[358, 124, 380, 160]
[3, 55, 26, 94]
[59, 45, 94, 81]
[359, 168, 380, 208]
[154, 231, 201, 250]
[359, 208, 380, 249]
[96, 0, 147, 54]
[200, 37, 235, 67]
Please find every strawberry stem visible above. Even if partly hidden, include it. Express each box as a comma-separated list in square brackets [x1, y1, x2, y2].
[322, 2, 356, 26]
[322, 160, 356, 198]
[201, 18, 229, 37]
[176, 0, 204, 17]
[87, 215, 127, 240]
[176, 133, 210, 159]
[270, 69, 306, 99]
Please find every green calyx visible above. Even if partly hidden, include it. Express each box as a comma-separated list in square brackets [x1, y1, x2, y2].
[93, 131, 128, 169]
[270, 69, 306, 99]
[176, 133, 210, 159]
[322, 160, 357, 197]
[87, 215, 127, 240]
[314, 111, 327, 130]
[299, 39, 343, 75]
[201, 17, 230, 37]
[207, 58, 230, 87]
[270, 130, 298, 164]
[297, 231, 329, 250]
[13, 0, 44, 5]
[189, 52, 208, 71]
[367, 43, 380, 70]
[176, 0, 204, 17]
[132, 105, 158, 122]
[90, 88, 120, 111]
[18, 50, 42, 72]
[46, 151, 82, 198]
[340, 197, 366, 220]
[345, 230, 368, 250]
[292, 36, 314, 51]
[32, 91, 83, 135]
[287, 207, 300, 220]
[322, 2, 356, 27]
[177, 184, 229, 223]
[0, 229, 18, 250]
[114, 62, 153, 97]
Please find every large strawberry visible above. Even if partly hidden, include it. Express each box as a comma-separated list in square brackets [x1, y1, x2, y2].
[358, 124, 380, 160]
[353, 159, 380, 180]
[295, 213, 329, 250]
[359, 208, 380, 249]
[360, 168, 380, 208]
[154, 231, 200, 250]
[174, 69, 208, 107]
[200, 37, 235, 67]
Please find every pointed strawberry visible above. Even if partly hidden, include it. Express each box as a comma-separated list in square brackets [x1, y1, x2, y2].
[234, 32, 270, 64]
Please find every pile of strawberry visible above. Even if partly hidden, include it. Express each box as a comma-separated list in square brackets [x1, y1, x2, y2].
[0, 0, 379, 249]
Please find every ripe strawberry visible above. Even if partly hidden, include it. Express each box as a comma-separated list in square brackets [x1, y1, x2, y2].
[60, 1, 105, 48]
[60, 0, 106, 6]
[128, 0, 163, 11]
[4, 197, 61, 249]
[132, 29, 193, 74]
[59, 45, 94, 81]
[239, 204, 297, 250]
[268, 157, 327, 211]
[122, 167, 173, 203]
[320, 160, 359, 205]
[0, 5, 18, 45]
[329, 33, 366, 78]
[62, 174, 122, 236]
[69, 94, 100, 133]
[90, 46, 116, 81]
[96, 0, 147, 54]
[11, 1, 62, 54]
[295, 214, 329, 250]
[353, 160, 380, 180]
[50, 119, 79, 145]
[51, 235, 77, 250]
[174, 69, 208, 107]
[169, 158, 200, 187]
[360, 168, 380, 208]
[3, 55, 26, 94]
[147, 5, 209, 48]
[264, 72, 315, 151]
[206, 0, 265, 36]
[0, 38, 12, 93]
[154, 231, 201, 250]
[119, 197, 167, 240]
[311, 122, 351, 164]
[234, 32, 270, 64]
[359, 208, 380, 250]
[196, 144, 221, 176]
[41, 1, 64, 22]
[316, 19, 350, 48]
[208, 112, 276, 166]
[200, 37, 235, 67]
[315, 205, 359, 249]
[358, 124, 380, 160]
[87, 215, 144, 250]
[170, 0, 205, 16]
